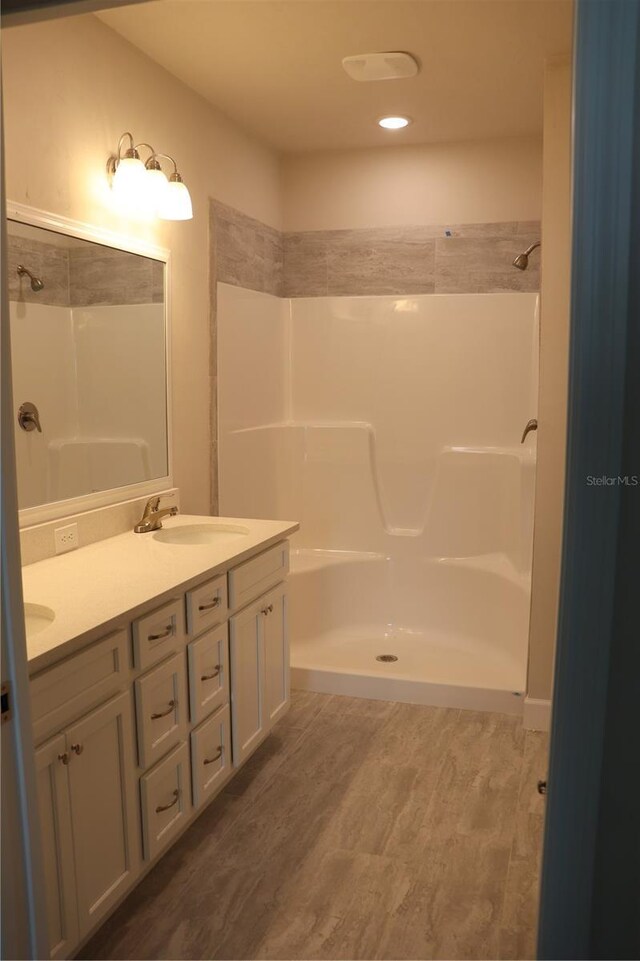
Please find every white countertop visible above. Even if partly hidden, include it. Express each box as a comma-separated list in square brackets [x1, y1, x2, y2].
[22, 514, 299, 674]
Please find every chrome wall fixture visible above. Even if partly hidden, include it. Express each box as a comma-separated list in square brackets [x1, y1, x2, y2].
[107, 132, 193, 221]
[512, 241, 541, 271]
[16, 265, 44, 291]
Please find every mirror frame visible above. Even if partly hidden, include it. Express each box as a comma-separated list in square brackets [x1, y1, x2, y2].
[7, 202, 173, 528]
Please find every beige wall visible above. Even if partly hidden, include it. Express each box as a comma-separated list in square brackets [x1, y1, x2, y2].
[527, 57, 573, 701]
[2, 14, 282, 515]
[282, 136, 543, 231]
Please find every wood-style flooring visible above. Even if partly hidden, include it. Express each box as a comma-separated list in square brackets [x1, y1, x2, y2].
[81, 692, 548, 961]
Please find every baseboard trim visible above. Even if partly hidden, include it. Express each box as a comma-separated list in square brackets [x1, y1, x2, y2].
[523, 696, 552, 731]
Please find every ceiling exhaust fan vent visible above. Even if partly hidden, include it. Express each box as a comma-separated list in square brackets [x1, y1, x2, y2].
[342, 52, 419, 82]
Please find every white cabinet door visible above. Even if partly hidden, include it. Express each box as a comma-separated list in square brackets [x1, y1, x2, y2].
[229, 599, 267, 766]
[35, 735, 78, 960]
[229, 584, 290, 768]
[263, 583, 289, 727]
[66, 691, 140, 939]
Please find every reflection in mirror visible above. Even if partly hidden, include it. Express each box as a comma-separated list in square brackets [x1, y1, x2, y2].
[8, 220, 168, 512]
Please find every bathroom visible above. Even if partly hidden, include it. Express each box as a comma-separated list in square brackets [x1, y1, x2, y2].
[4, 1, 635, 959]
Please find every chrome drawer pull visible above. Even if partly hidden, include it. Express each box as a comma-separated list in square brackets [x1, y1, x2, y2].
[155, 789, 180, 813]
[58, 752, 69, 765]
[70, 743, 83, 755]
[151, 699, 176, 720]
[201, 665, 221, 681]
[148, 624, 174, 641]
[204, 746, 223, 765]
[198, 597, 221, 612]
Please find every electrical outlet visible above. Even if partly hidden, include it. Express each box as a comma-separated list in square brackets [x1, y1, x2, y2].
[54, 523, 79, 555]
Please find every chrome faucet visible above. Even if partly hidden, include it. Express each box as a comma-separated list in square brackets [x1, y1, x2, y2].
[134, 496, 178, 533]
[521, 419, 538, 443]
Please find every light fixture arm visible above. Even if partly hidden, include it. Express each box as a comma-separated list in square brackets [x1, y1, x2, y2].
[107, 131, 141, 180]
[148, 152, 182, 181]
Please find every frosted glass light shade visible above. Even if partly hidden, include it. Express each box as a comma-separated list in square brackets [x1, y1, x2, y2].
[144, 166, 169, 213]
[158, 179, 193, 221]
[112, 156, 148, 208]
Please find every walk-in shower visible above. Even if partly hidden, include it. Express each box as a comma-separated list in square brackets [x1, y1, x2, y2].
[218, 285, 539, 714]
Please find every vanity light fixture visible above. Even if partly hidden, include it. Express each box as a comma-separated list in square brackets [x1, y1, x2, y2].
[107, 132, 193, 221]
[378, 115, 412, 129]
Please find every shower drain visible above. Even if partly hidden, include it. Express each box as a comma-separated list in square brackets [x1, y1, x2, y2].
[376, 654, 398, 662]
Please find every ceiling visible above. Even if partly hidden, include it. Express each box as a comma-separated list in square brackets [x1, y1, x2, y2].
[98, 0, 573, 154]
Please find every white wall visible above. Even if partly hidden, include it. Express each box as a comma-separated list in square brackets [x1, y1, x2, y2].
[528, 56, 573, 701]
[2, 14, 282, 514]
[10, 301, 166, 509]
[282, 136, 543, 231]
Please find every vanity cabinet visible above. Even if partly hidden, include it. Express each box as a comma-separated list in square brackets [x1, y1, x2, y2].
[230, 582, 289, 766]
[35, 736, 78, 960]
[34, 691, 140, 951]
[30, 535, 292, 960]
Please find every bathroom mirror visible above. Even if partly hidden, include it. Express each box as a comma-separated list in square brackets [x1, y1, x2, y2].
[7, 207, 171, 524]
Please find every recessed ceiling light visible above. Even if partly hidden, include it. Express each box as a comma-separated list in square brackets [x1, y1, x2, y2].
[378, 116, 411, 130]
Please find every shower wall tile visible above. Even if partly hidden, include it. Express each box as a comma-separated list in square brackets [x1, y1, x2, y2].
[7, 235, 70, 306]
[516, 221, 542, 235]
[211, 206, 541, 299]
[68, 246, 161, 306]
[281, 222, 539, 297]
[283, 232, 328, 297]
[211, 200, 284, 297]
[434, 234, 540, 294]
[7, 233, 163, 307]
[325, 231, 435, 296]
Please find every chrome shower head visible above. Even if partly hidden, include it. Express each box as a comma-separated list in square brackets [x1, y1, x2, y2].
[17, 264, 44, 292]
[512, 241, 541, 271]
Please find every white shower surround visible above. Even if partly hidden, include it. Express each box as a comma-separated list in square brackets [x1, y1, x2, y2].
[218, 283, 538, 713]
[10, 301, 166, 510]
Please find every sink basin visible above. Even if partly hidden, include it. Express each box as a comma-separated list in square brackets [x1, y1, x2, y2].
[153, 523, 250, 546]
[24, 603, 55, 639]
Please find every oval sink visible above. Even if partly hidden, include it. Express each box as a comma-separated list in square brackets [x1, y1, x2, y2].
[153, 523, 250, 546]
[24, 603, 55, 639]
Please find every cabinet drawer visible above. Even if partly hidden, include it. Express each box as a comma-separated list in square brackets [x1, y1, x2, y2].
[190, 704, 232, 809]
[31, 630, 129, 744]
[187, 624, 229, 724]
[186, 574, 228, 636]
[228, 541, 289, 611]
[140, 741, 191, 861]
[135, 653, 188, 769]
[132, 598, 186, 671]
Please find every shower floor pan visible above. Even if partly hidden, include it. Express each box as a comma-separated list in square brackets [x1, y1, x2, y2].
[289, 549, 529, 715]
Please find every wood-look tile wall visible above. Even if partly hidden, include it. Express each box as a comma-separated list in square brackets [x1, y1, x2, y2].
[68, 247, 164, 306]
[7, 235, 71, 306]
[210, 200, 541, 298]
[7, 234, 163, 307]
[211, 200, 283, 297]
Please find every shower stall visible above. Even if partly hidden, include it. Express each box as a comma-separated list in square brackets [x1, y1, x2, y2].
[218, 284, 538, 713]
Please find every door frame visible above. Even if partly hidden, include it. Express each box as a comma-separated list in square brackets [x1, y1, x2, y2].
[537, 0, 640, 957]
